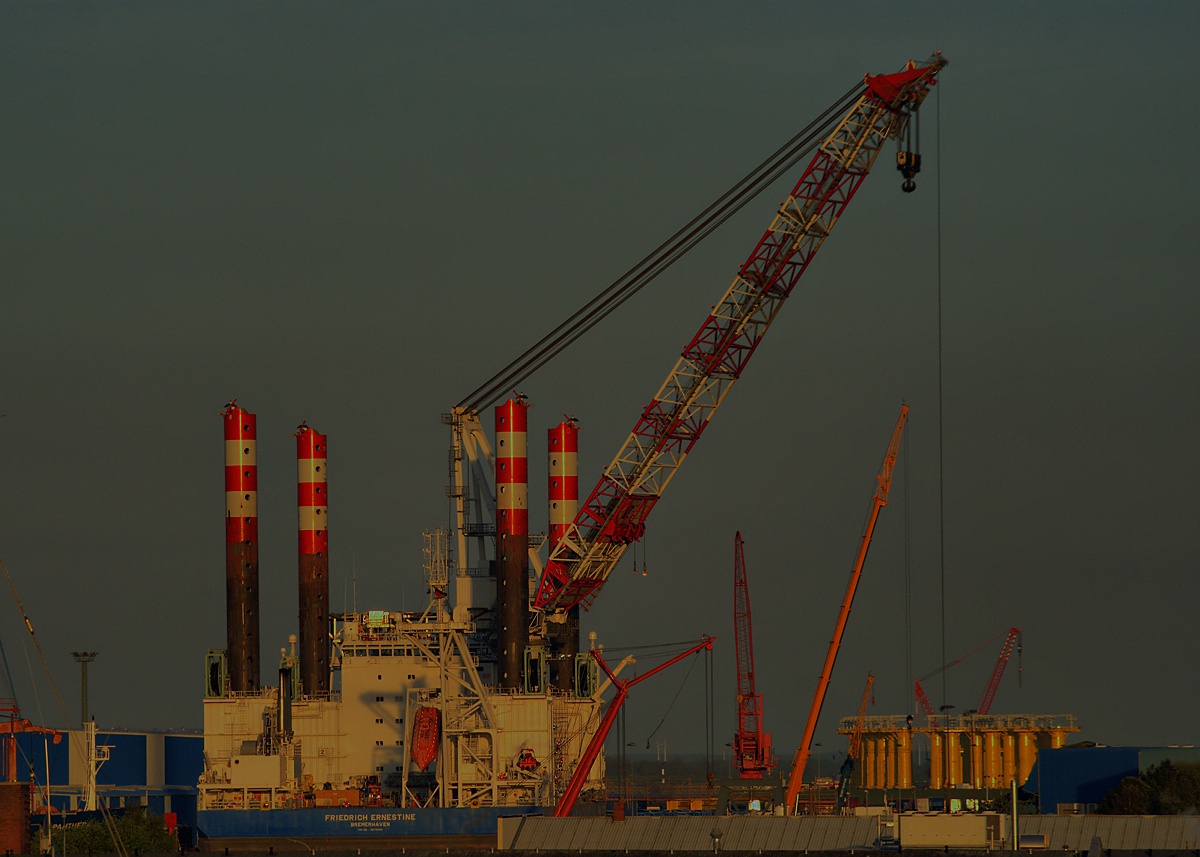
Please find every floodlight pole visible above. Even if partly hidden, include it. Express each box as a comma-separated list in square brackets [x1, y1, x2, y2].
[71, 651, 98, 727]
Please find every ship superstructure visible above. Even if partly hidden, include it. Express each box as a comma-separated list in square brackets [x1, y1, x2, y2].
[200, 534, 603, 816]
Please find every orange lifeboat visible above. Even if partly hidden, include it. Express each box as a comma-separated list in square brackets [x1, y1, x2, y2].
[410, 706, 440, 772]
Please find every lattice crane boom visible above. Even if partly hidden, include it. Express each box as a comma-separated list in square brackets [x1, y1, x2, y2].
[534, 56, 947, 615]
[978, 626, 1022, 715]
[733, 531, 775, 778]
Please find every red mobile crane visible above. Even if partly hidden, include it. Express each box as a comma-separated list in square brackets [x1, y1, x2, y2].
[528, 57, 947, 618]
[913, 626, 1023, 724]
[784, 404, 908, 814]
[732, 532, 775, 778]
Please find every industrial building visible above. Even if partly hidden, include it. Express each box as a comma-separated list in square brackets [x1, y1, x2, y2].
[1030, 745, 1200, 814]
[12, 727, 202, 836]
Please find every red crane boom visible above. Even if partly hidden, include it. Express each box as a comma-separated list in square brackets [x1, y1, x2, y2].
[785, 404, 908, 814]
[733, 532, 775, 778]
[978, 627, 1022, 715]
[553, 636, 715, 817]
[533, 56, 947, 616]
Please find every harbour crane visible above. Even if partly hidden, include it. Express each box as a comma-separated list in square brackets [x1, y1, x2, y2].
[784, 404, 908, 815]
[836, 674, 875, 811]
[529, 57, 946, 619]
[732, 532, 775, 779]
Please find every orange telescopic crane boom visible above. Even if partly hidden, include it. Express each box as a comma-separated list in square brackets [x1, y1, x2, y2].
[732, 532, 775, 778]
[785, 404, 908, 814]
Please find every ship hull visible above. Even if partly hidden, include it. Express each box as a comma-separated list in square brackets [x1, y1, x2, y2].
[197, 806, 543, 851]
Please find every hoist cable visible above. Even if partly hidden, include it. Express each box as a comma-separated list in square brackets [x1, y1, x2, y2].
[459, 83, 866, 412]
[936, 77, 947, 711]
[643, 647, 699, 744]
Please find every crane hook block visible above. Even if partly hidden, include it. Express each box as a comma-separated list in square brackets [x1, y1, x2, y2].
[897, 151, 921, 193]
[897, 151, 921, 178]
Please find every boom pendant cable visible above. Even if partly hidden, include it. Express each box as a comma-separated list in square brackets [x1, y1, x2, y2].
[459, 84, 865, 412]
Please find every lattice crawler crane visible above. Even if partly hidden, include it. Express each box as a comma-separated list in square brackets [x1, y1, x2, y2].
[452, 55, 948, 697]
[733, 532, 776, 778]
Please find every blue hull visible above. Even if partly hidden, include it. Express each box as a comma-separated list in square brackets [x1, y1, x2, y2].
[197, 806, 543, 840]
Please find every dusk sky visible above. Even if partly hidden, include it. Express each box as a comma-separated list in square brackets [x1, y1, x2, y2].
[2, 2, 1197, 769]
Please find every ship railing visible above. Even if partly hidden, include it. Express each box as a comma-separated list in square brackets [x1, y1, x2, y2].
[296, 690, 341, 703]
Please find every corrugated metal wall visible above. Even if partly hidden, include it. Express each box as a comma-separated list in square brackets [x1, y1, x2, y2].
[1021, 815, 1200, 850]
[510, 815, 882, 851]
[509, 814, 1200, 852]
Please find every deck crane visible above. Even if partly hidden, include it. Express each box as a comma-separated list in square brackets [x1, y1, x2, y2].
[732, 532, 775, 778]
[529, 56, 946, 619]
[836, 674, 875, 811]
[553, 636, 715, 817]
[784, 404, 908, 815]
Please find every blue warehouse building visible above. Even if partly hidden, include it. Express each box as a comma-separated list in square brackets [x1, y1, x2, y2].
[16, 728, 203, 839]
[1029, 745, 1200, 814]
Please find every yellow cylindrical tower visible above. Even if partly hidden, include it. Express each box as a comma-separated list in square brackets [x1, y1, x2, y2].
[985, 732, 1002, 788]
[970, 732, 984, 788]
[897, 729, 912, 789]
[865, 736, 877, 789]
[1003, 733, 1017, 784]
[946, 731, 963, 786]
[1050, 729, 1067, 749]
[1018, 732, 1038, 783]
[930, 732, 944, 789]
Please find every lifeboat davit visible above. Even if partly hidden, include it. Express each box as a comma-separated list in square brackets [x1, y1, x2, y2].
[410, 706, 440, 772]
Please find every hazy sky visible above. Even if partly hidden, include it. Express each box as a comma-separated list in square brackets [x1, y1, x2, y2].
[2, 2, 1197, 770]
